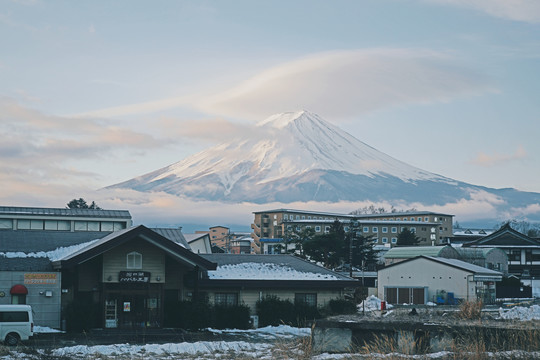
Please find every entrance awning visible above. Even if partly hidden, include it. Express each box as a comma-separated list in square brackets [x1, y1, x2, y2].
[10, 284, 28, 295]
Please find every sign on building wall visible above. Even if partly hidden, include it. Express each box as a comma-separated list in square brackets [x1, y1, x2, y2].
[24, 273, 57, 284]
[119, 271, 150, 283]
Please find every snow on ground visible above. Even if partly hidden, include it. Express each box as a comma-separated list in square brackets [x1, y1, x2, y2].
[498, 304, 540, 320]
[208, 263, 338, 280]
[207, 324, 311, 339]
[33, 326, 63, 333]
[357, 295, 393, 311]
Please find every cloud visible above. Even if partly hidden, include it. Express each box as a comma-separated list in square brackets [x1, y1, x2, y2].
[195, 49, 494, 121]
[469, 145, 527, 167]
[425, 0, 540, 23]
[76, 48, 494, 122]
[0, 98, 168, 189]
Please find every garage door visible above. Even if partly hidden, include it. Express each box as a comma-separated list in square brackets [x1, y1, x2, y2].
[384, 287, 426, 305]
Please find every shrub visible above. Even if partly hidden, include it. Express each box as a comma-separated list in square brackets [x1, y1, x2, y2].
[214, 304, 251, 329]
[327, 298, 357, 315]
[256, 295, 296, 327]
[256, 295, 322, 327]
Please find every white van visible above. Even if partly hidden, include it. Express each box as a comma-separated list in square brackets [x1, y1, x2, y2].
[0, 305, 34, 346]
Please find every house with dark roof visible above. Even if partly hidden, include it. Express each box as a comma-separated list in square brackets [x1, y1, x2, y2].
[52, 225, 216, 330]
[198, 254, 359, 312]
[378, 256, 503, 305]
[462, 223, 540, 297]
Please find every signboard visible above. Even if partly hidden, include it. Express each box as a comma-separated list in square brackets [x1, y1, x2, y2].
[24, 273, 57, 285]
[123, 302, 131, 312]
[118, 271, 150, 283]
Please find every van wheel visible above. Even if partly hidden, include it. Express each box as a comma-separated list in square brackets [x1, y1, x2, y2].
[5, 333, 19, 346]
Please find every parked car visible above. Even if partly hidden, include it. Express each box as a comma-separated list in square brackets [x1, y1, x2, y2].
[0, 305, 34, 346]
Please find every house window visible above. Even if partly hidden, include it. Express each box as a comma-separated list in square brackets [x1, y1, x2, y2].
[295, 293, 317, 307]
[372, 227, 378, 233]
[391, 237, 397, 243]
[363, 227, 369, 233]
[391, 227, 397, 233]
[315, 226, 321, 232]
[215, 293, 238, 306]
[127, 252, 142, 269]
[382, 237, 388, 243]
[382, 227, 388, 233]
[509, 250, 520, 262]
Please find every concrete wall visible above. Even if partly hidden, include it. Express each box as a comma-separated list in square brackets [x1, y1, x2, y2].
[0, 271, 61, 328]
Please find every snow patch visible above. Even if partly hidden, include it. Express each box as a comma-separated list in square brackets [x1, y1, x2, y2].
[208, 262, 338, 280]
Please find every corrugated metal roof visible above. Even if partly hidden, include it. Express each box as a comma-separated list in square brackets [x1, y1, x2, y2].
[424, 256, 503, 276]
[0, 230, 111, 252]
[0, 206, 131, 219]
[383, 246, 454, 259]
[151, 228, 190, 249]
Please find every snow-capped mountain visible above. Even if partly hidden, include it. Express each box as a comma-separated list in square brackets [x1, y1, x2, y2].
[109, 111, 540, 219]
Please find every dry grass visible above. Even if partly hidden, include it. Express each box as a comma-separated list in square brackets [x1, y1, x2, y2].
[458, 300, 484, 320]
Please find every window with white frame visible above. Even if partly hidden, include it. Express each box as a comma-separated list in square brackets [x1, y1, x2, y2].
[391, 227, 397, 233]
[382, 227, 388, 233]
[315, 226, 321, 232]
[382, 237, 388, 243]
[391, 237, 397, 243]
[127, 252, 142, 269]
[325, 226, 330, 233]
[363, 227, 369, 233]
[372, 227, 378, 233]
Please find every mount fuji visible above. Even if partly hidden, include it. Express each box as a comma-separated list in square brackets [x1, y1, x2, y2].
[109, 111, 540, 221]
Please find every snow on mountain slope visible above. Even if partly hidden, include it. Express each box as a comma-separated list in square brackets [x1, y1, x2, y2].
[111, 111, 452, 196]
[108, 111, 540, 213]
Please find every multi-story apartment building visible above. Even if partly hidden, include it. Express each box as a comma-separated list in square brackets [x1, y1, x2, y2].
[252, 209, 454, 254]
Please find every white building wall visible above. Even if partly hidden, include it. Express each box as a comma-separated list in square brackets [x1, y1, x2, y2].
[378, 257, 475, 303]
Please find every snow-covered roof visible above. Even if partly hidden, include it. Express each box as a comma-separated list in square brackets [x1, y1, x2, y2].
[200, 254, 355, 282]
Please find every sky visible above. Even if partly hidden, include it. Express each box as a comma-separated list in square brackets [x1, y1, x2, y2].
[1, 0, 540, 228]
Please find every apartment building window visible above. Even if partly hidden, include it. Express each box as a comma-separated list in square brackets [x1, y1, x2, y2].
[296, 215, 300, 220]
[308, 216, 311, 219]
[396, 218, 401, 221]
[295, 293, 317, 307]
[391, 227, 397, 233]
[417, 217, 422, 221]
[403, 217, 408, 221]
[325, 226, 330, 233]
[382, 227, 388, 233]
[215, 293, 238, 306]
[306, 226, 311, 229]
[283, 214, 288, 220]
[410, 227, 416, 233]
[315, 226, 321, 232]
[382, 237, 388, 243]
[434, 217, 438, 221]
[363, 227, 369, 233]
[424, 217, 429, 221]
[302, 216, 305, 220]
[344, 226, 349, 232]
[391, 237, 397, 243]
[17, 220, 31, 230]
[372, 227, 378, 233]
[296, 226, 301, 231]
[287, 225, 292, 230]
[0, 219, 12, 229]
